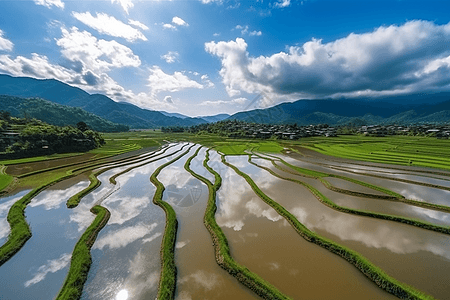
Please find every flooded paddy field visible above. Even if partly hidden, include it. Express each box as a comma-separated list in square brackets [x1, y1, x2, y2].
[1, 142, 450, 299]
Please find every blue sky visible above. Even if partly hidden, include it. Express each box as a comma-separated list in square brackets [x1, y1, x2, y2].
[1, 0, 450, 117]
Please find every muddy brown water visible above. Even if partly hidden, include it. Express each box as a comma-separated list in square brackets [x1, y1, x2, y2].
[280, 154, 450, 207]
[253, 157, 450, 227]
[210, 154, 396, 299]
[158, 145, 256, 300]
[324, 176, 388, 196]
[188, 147, 215, 184]
[229, 155, 450, 299]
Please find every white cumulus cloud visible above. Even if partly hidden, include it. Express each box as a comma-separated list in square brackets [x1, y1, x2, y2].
[234, 25, 262, 37]
[274, 0, 291, 8]
[163, 23, 176, 30]
[112, 0, 134, 14]
[57, 27, 141, 72]
[72, 12, 147, 42]
[200, 97, 247, 106]
[129, 19, 149, 31]
[199, 0, 223, 4]
[206, 20, 450, 105]
[0, 30, 14, 51]
[172, 16, 188, 27]
[34, 0, 64, 9]
[161, 51, 179, 63]
[250, 30, 262, 36]
[163, 17, 189, 30]
[0, 27, 174, 112]
[147, 66, 204, 94]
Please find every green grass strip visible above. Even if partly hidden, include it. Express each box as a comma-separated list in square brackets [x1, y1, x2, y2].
[150, 143, 195, 300]
[109, 144, 179, 185]
[259, 153, 450, 214]
[184, 148, 290, 300]
[56, 205, 110, 300]
[222, 155, 434, 300]
[0, 173, 73, 266]
[260, 152, 404, 198]
[67, 174, 102, 208]
[249, 156, 450, 235]
[329, 166, 450, 192]
[0, 165, 13, 192]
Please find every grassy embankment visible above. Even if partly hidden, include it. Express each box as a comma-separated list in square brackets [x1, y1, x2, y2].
[109, 144, 182, 185]
[150, 144, 195, 300]
[248, 155, 450, 235]
[0, 142, 164, 267]
[257, 152, 450, 213]
[65, 145, 175, 208]
[0, 165, 13, 193]
[184, 148, 289, 300]
[297, 135, 450, 170]
[56, 205, 110, 300]
[0, 173, 76, 266]
[222, 155, 434, 300]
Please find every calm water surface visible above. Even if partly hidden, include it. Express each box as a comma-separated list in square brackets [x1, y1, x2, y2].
[0, 178, 91, 300]
[232, 155, 450, 299]
[211, 155, 396, 299]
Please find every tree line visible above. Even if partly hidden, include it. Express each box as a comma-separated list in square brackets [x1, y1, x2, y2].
[1, 111, 105, 158]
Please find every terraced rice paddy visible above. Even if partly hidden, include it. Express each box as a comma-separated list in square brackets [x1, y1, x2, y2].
[1, 139, 450, 299]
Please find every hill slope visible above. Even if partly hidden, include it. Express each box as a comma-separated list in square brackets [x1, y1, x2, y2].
[0, 95, 128, 132]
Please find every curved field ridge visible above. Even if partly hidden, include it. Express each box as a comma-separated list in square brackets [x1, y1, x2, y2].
[109, 144, 179, 185]
[0, 165, 13, 194]
[0, 173, 74, 266]
[328, 165, 450, 192]
[249, 156, 450, 235]
[56, 205, 111, 300]
[263, 152, 403, 198]
[259, 152, 450, 213]
[222, 155, 434, 300]
[184, 148, 289, 300]
[150, 143, 194, 300]
[66, 145, 177, 208]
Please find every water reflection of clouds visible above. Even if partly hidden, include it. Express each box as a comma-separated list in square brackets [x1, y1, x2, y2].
[122, 250, 160, 299]
[0, 191, 29, 241]
[29, 181, 89, 210]
[142, 232, 162, 244]
[243, 158, 450, 262]
[245, 199, 282, 222]
[216, 167, 282, 231]
[410, 206, 450, 225]
[94, 223, 158, 250]
[24, 253, 71, 287]
[178, 270, 220, 292]
[175, 239, 190, 249]
[69, 204, 95, 233]
[103, 196, 150, 225]
[159, 165, 193, 189]
[190, 148, 215, 183]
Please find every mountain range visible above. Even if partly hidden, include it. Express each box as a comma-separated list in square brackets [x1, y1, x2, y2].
[0, 74, 210, 128]
[1, 74, 450, 128]
[228, 94, 450, 125]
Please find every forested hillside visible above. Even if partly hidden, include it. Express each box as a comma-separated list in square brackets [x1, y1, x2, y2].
[0, 112, 104, 158]
[0, 95, 128, 132]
